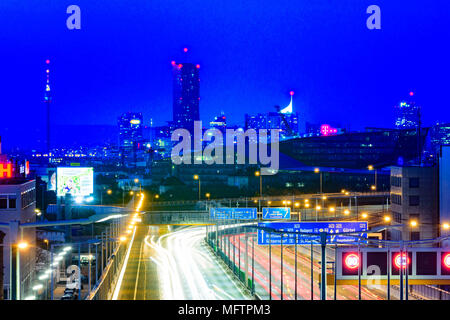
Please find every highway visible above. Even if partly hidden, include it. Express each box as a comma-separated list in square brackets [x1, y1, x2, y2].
[223, 231, 407, 300]
[114, 225, 250, 300]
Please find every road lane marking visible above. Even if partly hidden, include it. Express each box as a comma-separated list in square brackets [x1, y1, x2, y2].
[112, 226, 137, 300]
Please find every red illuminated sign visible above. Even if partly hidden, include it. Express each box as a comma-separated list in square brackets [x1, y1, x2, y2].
[320, 124, 338, 136]
[0, 163, 12, 178]
[344, 253, 360, 270]
[443, 253, 450, 269]
[394, 253, 410, 269]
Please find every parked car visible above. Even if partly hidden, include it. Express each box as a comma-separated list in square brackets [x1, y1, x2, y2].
[60, 292, 76, 300]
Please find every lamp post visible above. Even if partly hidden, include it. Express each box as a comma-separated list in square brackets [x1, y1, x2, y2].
[255, 171, 262, 200]
[368, 165, 377, 191]
[194, 175, 201, 201]
[314, 168, 322, 194]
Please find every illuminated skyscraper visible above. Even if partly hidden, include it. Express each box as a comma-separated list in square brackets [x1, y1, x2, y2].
[171, 61, 200, 133]
[44, 59, 52, 154]
[430, 122, 450, 153]
[118, 112, 144, 167]
[394, 92, 420, 129]
[245, 91, 300, 140]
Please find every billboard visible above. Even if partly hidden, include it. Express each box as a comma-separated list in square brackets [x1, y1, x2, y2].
[48, 170, 56, 191]
[257, 221, 368, 245]
[57, 167, 94, 197]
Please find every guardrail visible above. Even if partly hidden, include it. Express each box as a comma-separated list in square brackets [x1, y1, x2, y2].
[86, 242, 127, 300]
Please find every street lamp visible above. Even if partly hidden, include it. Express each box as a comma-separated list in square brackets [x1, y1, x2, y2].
[384, 215, 391, 223]
[361, 212, 368, 219]
[443, 223, 450, 230]
[368, 165, 377, 191]
[410, 220, 418, 228]
[255, 171, 262, 199]
[194, 175, 201, 201]
[344, 209, 350, 215]
[314, 168, 322, 194]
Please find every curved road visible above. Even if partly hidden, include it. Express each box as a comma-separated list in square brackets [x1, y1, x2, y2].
[115, 225, 250, 300]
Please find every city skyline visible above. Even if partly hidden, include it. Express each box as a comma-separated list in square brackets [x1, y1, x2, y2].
[1, 1, 449, 151]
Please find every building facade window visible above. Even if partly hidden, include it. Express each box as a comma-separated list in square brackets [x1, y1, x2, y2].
[21, 188, 36, 209]
[391, 176, 402, 187]
[391, 194, 402, 205]
[392, 211, 402, 223]
[409, 177, 420, 188]
[0, 195, 17, 209]
[411, 231, 420, 241]
[409, 195, 420, 206]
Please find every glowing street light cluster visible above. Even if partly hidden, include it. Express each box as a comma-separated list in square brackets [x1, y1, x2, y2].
[26, 245, 72, 300]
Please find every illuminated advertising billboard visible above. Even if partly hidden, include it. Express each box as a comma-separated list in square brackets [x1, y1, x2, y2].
[57, 167, 94, 197]
[48, 170, 56, 191]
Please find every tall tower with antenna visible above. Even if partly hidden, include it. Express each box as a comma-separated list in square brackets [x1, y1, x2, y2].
[44, 59, 52, 154]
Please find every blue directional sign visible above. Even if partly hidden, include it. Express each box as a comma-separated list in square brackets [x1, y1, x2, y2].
[257, 221, 368, 245]
[262, 207, 291, 220]
[232, 208, 257, 220]
[211, 207, 257, 220]
[213, 208, 233, 219]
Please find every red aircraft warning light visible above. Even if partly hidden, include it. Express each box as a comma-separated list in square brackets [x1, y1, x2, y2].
[409, 91, 414, 97]
[183, 47, 188, 52]
[394, 252, 411, 269]
[344, 253, 360, 270]
[290, 91, 294, 96]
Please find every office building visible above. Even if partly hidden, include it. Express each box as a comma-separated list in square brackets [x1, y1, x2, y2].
[0, 177, 37, 299]
[390, 166, 438, 241]
[118, 112, 144, 167]
[171, 61, 200, 133]
[394, 92, 420, 129]
[430, 122, 450, 154]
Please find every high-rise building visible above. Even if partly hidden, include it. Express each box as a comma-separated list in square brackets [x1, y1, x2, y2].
[245, 93, 300, 140]
[209, 113, 227, 132]
[430, 122, 450, 153]
[394, 92, 420, 129]
[44, 59, 52, 154]
[171, 61, 200, 133]
[118, 112, 144, 166]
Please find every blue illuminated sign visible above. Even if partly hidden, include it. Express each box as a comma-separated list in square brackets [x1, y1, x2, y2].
[257, 221, 368, 245]
[262, 207, 291, 220]
[232, 208, 257, 220]
[210, 208, 257, 220]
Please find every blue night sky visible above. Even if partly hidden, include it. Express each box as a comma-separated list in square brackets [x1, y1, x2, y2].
[0, 0, 449, 151]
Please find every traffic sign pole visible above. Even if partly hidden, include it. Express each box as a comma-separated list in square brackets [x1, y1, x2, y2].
[311, 241, 314, 300]
[281, 233, 283, 300]
[269, 231, 272, 300]
[400, 244, 404, 300]
[358, 241, 361, 300]
[405, 245, 409, 300]
[387, 245, 391, 300]
[295, 234, 298, 300]
[252, 231, 255, 296]
[334, 243, 337, 300]
[320, 232, 327, 300]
